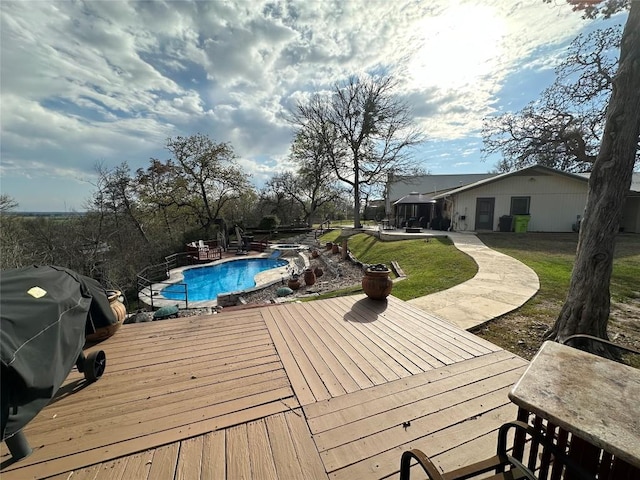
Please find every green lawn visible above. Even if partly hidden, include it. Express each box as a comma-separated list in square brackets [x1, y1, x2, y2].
[317, 230, 477, 300]
[475, 232, 640, 361]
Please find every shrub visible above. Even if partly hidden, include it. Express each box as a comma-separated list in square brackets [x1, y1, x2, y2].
[258, 215, 279, 230]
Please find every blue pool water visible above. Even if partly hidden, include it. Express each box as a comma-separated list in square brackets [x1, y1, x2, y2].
[162, 258, 288, 301]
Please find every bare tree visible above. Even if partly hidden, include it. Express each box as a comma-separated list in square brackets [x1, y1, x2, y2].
[95, 163, 151, 246]
[0, 194, 18, 213]
[544, 0, 640, 354]
[268, 130, 344, 225]
[482, 26, 626, 172]
[292, 76, 424, 228]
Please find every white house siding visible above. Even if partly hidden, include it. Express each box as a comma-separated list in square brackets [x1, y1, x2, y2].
[450, 174, 588, 232]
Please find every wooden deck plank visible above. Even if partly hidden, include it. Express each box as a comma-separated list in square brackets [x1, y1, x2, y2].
[30, 369, 290, 446]
[302, 301, 388, 387]
[261, 306, 316, 405]
[313, 298, 412, 379]
[90, 311, 268, 345]
[96, 331, 273, 371]
[226, 424, 251, 479]
[385, 296, 500, 354]
[100, 322, 269, 355]
[263, 305, 331, 402]
[328, 299, 435, 374]
[57, 344, 277, 403]
[353, 300, 464, 365]
[279, 306, 348, 398]
[264, 413, 306, 479]
[247, 420, 278, 480]
[96, 323, 268, 362]
[2, 397, 298, 480]
[176, 436, 204, 480]
[32, 359, 283, 430]
[29, 380, 293, 458]
[286, 303, 364, 394]
[314, 368, 525, 454]
[1, 309, 300, 480]
[285, 410, 330, 480]
[46, 463, 101, 480]
[308, 355, 526, 436]
[319, 377, 524, 475]
[332, 296, 472, 364]
[286, 303, 374, 391]
[353, 311, 450, 368]
[102, 311, 263, 340]
[304, 350, 523, 419]
[302, 301, 401, 384]
[201, 430, 226, 480]
[146, 443, 179, 480]
[331, 403, 519, 480]
[120, 450, 154, 480]
[2, 297, 528, 480]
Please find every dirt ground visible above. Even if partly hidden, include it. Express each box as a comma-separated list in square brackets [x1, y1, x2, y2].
[472, 297, 640, 361]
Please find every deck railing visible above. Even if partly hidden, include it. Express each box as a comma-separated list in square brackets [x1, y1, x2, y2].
[136, 253, 191, 310]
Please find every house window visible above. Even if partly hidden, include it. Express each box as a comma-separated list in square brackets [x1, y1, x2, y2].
[510, 197, 530, 215]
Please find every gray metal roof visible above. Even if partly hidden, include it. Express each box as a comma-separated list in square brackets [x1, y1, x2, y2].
[431, 165, 589, 199]
[388, 173, 496, 201]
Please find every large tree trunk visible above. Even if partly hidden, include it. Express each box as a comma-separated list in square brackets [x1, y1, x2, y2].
[546, 3, 640, 353]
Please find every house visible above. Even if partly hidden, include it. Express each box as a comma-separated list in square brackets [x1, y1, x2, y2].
[386, 173, 494, 229]
[385, 165, 640, 233]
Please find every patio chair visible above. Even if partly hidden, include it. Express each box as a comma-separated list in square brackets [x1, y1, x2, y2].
[562, 334, 640, 367]
[400, 420, 593, 480]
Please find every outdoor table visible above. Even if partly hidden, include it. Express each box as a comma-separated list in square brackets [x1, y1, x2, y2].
[508, 341, 640, 475]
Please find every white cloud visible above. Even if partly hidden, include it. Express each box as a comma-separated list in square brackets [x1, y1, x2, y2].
[0, 0, 622, 210]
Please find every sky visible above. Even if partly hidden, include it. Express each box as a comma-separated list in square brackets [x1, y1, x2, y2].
[0, 0, 627, 212]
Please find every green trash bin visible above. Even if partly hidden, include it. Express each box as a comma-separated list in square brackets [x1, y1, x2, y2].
[514, 215, 531, 233]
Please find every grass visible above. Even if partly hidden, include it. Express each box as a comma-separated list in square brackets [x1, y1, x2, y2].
[474, 232, 640, 361]
[477, 232, 640, 304]
[317, 230, 477, 300]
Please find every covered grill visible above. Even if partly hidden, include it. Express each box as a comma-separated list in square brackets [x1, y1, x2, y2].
[1, 265, 115, 461]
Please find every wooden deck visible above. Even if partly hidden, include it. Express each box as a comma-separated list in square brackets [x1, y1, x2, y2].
[1, 295, 528, 479]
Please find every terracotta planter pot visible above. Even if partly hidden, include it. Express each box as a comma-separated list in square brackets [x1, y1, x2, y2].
[362, 267, 393, 300]
[313, 266, 324, 278]
[311, 249, 320, 258]
[326, 242, 333, 251]
[303, 268, 316, 286]
[332, 243, 340, 254]
[288, 277, 301, 290]
[86, 290, 125, 342]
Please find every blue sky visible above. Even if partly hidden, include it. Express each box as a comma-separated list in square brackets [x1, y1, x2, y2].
[0, 1, 626, 212]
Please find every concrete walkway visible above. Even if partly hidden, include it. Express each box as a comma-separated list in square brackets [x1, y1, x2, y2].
[406, 231, 540, 330]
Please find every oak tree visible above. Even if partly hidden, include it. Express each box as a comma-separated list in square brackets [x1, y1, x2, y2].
[292, 76, 423, 228]
[544, 0, 640, 354]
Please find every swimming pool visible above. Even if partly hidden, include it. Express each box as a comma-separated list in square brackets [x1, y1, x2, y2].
[162, 258, 288, 301]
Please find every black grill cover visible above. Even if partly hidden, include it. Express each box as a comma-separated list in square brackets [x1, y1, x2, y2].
[1, 265, 115, 440]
